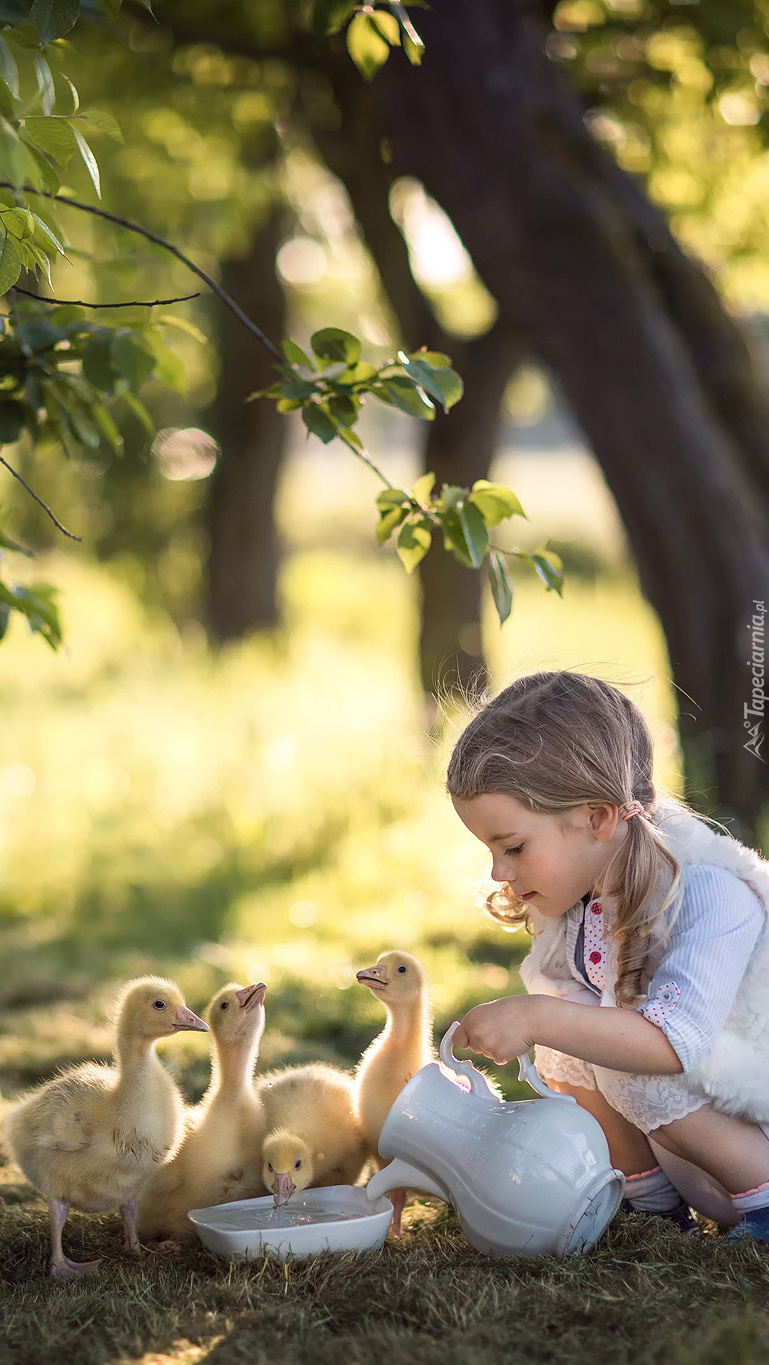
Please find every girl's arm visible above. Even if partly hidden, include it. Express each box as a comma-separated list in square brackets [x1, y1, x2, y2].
[454, 994, 683, 1074]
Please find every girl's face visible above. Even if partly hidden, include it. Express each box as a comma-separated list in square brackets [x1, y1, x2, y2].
[451, 792, 622, 918]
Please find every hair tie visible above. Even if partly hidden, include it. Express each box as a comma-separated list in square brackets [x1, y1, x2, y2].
[619, 800, 644, 821]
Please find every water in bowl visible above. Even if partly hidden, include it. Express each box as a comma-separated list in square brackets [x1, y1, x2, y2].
[199, 1198, 377, 1233]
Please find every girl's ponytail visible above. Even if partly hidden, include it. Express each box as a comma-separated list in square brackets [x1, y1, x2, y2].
[597, 807, 681, 1005]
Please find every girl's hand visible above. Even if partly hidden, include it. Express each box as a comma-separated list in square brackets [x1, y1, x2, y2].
[453, 996, 537, 1065]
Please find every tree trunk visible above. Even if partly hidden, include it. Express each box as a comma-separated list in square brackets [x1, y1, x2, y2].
[375, 0, 769, 831]
[310, 66, 523, 696]
[206, 208, 287, 640]
[417, 323, 524, 698]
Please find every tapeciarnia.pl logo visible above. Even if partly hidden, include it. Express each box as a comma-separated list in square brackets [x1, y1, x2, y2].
[745, 599, 766, 763]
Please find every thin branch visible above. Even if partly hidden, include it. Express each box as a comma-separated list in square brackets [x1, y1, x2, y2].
[0, 456, 82, 540]
[12, 285, 202, 309]
[0, 182, 284, 362]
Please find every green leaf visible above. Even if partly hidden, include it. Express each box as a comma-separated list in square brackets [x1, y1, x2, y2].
[0, 579, 62, 649]
[0, 77, 15, 121]
[31, 209, 65, 255]
[0, 118, 44, 190]
[0, 229, 22, 294]
[327, 392, 359, 427]
[119, 387, 154, 433]
[380, 375, 435, 420]
[90, 401, 121, 449]
[403, 31, 424, 65]
[310, 327, 362, 367]
[71, 123, 100, 197]
[21, 115, 77, 167]
[31, 0, 81, 47]
[21, 238, 52, 286]
[312, 0, 357, 35]
[282, 337, 314, 369]
[375, 487, 412, 511]
[279, 378, 315, 402]
[458, 499, 489, 567]
[396, 517, 432, 573]
[410, 471, 435, 505]
[0, 397, 26, 443]
[111, 330, 156, 390]
[338, 426, 363, 450]
[438, 508, 473, 568]
[27, 145, 61, 194]
[468, 479, 527, 526]
[149, 337, 186, 395]
[302, 401, 338, 444]
[531, 549, 564, 596]
[337, 360, 378, 387]
[73, 109, 123, 142]
[17, 317, 67, 350]
[376, 503, 407, 545]
[398, 351, 463, 411]
[488, 551, 513, 625]
[369, 11, 400, 45]
[346, 12, 391, 81]
[33, 54, 54, 115]
[1, 205, 33, 239]
[0, 37, 19, 100]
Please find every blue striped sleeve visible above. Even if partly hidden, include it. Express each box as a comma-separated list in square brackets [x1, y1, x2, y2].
[637, 864, 766, 1073]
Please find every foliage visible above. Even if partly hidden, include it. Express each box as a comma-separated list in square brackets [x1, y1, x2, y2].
[257, 327, 562, 623]
[551, 0, 769, 298]
[0, 0, 564, 649]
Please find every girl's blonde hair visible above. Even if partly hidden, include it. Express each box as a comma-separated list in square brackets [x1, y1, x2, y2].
[446, 672, 681, 1005]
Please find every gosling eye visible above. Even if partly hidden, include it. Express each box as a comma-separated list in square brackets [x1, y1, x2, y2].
[294, 1159, 302, 1170]
[220, 1000, 230, 1011]
[397, 965, 407, 974]
[267, 1162, 273, 1173]
[153, 999, 167, 1010]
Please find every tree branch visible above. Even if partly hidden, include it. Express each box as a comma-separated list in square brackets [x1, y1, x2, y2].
[0, 183, 283, 362]
[12, 285, 202, 309]
[0, 456, 82, 540]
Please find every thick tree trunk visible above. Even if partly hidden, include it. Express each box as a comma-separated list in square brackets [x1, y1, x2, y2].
[375, 0, 769, 830]
[206, 210, 287, 640]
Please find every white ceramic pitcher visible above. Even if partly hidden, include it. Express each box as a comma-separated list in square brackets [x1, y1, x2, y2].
[366, 1022, 624, 1257]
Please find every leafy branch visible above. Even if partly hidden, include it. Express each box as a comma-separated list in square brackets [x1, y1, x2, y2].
[254, 326, 563, 624]
[0, 0, 562, 651]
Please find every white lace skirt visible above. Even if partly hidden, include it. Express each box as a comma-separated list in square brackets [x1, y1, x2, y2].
[534, 1044, 708, 1133]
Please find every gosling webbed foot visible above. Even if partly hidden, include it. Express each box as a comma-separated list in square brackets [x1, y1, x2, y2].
[50, 1254, 102, 1280]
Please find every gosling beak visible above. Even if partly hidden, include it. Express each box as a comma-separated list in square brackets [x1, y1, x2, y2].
[356, 964, 387, 990]
[236, 983, 267, 1012]
[272, 1173, 296, 1207]
[172, 1005, 209, 1032]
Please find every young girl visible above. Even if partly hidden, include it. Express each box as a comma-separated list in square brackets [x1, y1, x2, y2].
[448, 671, 769, 1241]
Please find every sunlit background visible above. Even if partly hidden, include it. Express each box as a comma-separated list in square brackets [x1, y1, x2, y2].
[1, 0, 765, 1095]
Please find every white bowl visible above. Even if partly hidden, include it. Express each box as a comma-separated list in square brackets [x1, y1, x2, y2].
[188, 1185, 394, 1261]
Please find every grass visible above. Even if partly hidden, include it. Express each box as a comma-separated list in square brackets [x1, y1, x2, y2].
[1, 522, 764, 1364]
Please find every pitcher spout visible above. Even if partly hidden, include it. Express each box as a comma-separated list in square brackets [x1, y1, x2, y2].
[367, 1159, 448, 1204]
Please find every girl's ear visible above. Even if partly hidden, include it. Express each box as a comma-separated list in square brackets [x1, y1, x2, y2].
[587, 803, 620, 842]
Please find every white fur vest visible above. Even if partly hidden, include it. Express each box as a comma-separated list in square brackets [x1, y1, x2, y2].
[519, 800, 769, 1124]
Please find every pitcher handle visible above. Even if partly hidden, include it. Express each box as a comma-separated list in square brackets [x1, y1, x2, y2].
[444, 1021, 576, 1103]
[517, 1051, 575, 1100]
[440, 1021, 503, 1098]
